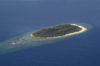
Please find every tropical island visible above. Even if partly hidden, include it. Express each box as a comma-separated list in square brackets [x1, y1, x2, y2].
[31, 24, 87, 39]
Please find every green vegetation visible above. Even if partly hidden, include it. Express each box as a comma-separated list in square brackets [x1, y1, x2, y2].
[32, 24, 82, 38]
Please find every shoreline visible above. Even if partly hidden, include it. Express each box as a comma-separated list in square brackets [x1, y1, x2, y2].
[31, 24, 87, 39]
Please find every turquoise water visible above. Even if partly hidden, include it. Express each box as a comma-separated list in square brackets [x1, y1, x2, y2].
[0, 23, 87, 55]
[0, 0, 100, 66]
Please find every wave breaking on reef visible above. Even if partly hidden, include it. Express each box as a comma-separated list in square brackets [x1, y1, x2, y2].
[0, 24, 87, 55]
[0, 32, 55, 55]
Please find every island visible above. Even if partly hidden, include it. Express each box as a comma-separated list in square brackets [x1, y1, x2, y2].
[31, 24, 87, 39]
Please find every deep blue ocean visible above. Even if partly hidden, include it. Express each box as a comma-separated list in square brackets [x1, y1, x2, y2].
[0, 0, 100, 66]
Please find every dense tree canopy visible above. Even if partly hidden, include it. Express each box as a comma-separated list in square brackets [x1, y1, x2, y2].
[32, 24, 82, 37]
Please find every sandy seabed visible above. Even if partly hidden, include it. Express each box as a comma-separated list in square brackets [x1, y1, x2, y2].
[0, 24, 87, 55]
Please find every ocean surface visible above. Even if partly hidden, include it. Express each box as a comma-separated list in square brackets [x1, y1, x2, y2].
[0, 0, 100, 66]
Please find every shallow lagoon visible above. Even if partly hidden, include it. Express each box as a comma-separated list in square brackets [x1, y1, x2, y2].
[0, 0, 100, 66]
[0, 23, 87, 55]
